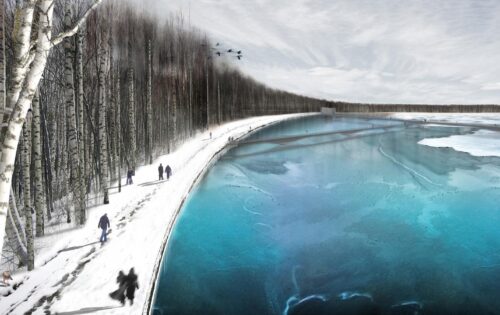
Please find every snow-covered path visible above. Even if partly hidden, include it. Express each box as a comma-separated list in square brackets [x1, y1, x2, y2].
[0, 114, 311, 315]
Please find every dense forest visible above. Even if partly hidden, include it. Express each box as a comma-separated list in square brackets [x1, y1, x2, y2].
[0, 0, 326, 271]
[329, 102, 500, 113]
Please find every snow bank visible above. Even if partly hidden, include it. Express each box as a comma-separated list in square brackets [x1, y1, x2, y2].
[389, 112, 500, 158]
[390, 112, 500, 126]
[419, 130, 500, 157]
[0, 113, 313, 315]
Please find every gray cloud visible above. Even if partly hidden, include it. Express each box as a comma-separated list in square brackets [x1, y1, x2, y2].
[132, 0, 500, 104]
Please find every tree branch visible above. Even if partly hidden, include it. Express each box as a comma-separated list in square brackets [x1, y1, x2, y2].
[50, 0, 103, 47]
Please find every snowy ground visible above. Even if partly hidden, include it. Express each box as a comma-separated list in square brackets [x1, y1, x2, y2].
[389, 113, 500, 158]
[0, 113, 311, 315]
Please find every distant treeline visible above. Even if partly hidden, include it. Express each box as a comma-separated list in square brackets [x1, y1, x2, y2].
[328, 102, 500, 113]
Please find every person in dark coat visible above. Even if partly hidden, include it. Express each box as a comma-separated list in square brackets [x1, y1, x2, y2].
[165, 165, 172, 180]
[126, 169, 134, 185]
[158, 163, 164, 180]
[98, 213, 110, 243]
[109, 270, 127, 305]
[125, 268, 139, 305]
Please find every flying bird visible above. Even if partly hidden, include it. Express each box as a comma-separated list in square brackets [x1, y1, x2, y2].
[227, 49, 233, 53]
[237, 55, 243, 60]
[215, 51, 221, 56]
[237, 50, 242, 54]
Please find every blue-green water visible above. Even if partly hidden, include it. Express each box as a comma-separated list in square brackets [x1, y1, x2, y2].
[152, 116, 500, 315]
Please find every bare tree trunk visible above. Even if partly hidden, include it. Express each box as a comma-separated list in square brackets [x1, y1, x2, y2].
[64, 0, 85, 224]
[98, 34, 109, 204]
[7, 189, 28, 265]
[107, 21, 116, 181]
[0, 0, 5, 111]
[115, 75, 121, 191]
[146, 40, 153, 164]
[32, 91, 44, 236]
[22, 121, 34, 270]
[127, 67, 136, 171]
[76, 27, 86, 221]
[189, 66, 193, 137]
[217, 80, 221, 125]
[206, 60, 209, 129]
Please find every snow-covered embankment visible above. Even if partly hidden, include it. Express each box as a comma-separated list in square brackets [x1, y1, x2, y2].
[0, 113, 313, 315]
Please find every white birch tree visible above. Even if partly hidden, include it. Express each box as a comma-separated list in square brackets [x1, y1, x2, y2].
[146, 40, 153, 164]
[127, 67, 136, 171]
[22, 116, 33, 270]
[0, 0, 103, 260]
[32, 91, 44, 236]
[98, 32, 109, 204]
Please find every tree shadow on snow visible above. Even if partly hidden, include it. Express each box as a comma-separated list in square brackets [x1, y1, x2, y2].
[55, 305, 122, 314]
[57, 241, 101, 253]
[137, 180, 169, 187]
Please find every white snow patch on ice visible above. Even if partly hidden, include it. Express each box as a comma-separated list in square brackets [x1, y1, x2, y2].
[390, 113, 500, 127]
[419, 130, 500, 158]
[388, 113, 500, 158]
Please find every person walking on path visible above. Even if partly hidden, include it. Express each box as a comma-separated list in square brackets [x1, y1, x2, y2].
[158, 163, 164, 181]
[126, 169, 134, 185]
[165, 165, 172, 180]
[98, 213, 110, 243]
[109, 270, 127, 305]
[125, 268, 139, 305]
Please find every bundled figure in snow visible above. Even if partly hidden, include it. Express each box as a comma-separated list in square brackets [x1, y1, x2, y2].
[98, 213, 110, 243]
[125, 268, 139, 305]
[158, 163, 164, 181]
[165, 165, 172, 180]
[109, 270, 127, 305]
[126, 169, 134, 185]
[2, 271, 13, 285]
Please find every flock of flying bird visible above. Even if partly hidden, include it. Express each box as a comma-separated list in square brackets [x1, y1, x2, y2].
[213, 42, 243, 60]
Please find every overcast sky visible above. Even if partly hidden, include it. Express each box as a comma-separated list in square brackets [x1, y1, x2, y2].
[135, 0, 500, 104]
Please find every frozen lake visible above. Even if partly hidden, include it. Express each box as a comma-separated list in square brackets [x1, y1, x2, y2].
[152, 116, 500, 315]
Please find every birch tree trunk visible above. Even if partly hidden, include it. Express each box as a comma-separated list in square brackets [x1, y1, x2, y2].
[115, 75, 121, 190]
[7, 189, 27, 265]
[127, 67, 136, 171]
[146, 40, 153, 164]
[188, 66, 193, 137]
[108, 58, 116, 178]
[76, 27, 86, 221]
[32, 91, 44, 236]
[206, 61, 209, 129]
[171, 86, 177, 148]
[0, 0, 103, 258]
[22, 121, 34, 270]
[6, 0, 36, 112]
[64, 0, 85, 223]
[217, 80, 221, 125]
[98, 35, 109, 204]
[0, 0, 5, 112]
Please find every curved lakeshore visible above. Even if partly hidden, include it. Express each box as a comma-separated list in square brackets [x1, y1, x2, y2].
[150, 114, 500, 315]
[0, 114, 313, 315]
[142, 113, 316, 314]
[2, 113, 500, 315]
